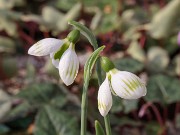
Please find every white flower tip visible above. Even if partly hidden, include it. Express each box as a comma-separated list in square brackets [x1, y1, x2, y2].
[98, 102, 111, 117]
[59, 46, 79, 86]
[98, 77, 112, 117]
[28, 38, 63, 56]
[110, 71, 147, 100]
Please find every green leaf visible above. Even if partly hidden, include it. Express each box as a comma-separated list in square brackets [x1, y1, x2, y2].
[0, 124, 10, 134]
[111, 96, 138, 113]
[145, 74, 180, 104]
[4, 102, 32, 121]
[147, 46, 169, 73]
[0, 90, 12, 120]
[114, 57, 144, 73]
[0, 36, 16, 53]
[95, 120, 105, 135]
[17, 83, 67, 107]
[149, 0, 180, 39]
[34, 105, 78, 135]
[127, 40, 146, 62]
[68, 20, 98, 49]
[84, 46, 105, 82]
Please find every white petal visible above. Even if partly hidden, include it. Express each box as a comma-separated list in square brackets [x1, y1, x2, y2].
[58, 44, 79, 86]
[98, 76, 112, 117]
[110, 69, 147, 99]
[28, 38, 64, 56]
[50, 52, 59, 68]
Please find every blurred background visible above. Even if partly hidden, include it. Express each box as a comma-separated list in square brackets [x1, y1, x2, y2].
[0, 0, 180, 135]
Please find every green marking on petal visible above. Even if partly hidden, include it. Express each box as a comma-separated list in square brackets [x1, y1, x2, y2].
[107, 73, 117, 96]
[54, 39, 70, 60]
[122, 79, 134, 91]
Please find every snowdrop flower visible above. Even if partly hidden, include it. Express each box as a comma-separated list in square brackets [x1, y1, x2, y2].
[98, 57, 147, 116]
[28, 29, 80, 86]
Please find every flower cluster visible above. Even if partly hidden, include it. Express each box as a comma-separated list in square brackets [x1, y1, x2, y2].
[28, 30, 147, 117]
[98, 57, 147, 116]
[28, 30, 80, 86]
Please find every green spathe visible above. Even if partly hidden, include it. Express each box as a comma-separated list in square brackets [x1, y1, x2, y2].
[67, 29, 80, 44]
[101, 57, 115, 72]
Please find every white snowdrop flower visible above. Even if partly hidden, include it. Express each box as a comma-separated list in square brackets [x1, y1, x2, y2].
[98, 57, 147, 116]
[59, 43, 79, 86]
[98, 76, 112, 117]
[28, 30, 80, 86]
[109, 69, 147, 99]
[28, 38, 64, 56]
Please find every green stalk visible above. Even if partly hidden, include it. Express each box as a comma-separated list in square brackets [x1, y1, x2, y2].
[96, 58, 112, 135]
[81, 82, 88, 135]
[104, 115, 112, 135]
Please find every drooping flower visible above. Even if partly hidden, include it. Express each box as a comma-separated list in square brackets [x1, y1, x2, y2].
[28, 30, 80, 86]
[98, 57, 147, 116]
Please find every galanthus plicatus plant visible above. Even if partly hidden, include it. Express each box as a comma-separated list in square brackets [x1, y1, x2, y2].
[28, 21, 147, 135]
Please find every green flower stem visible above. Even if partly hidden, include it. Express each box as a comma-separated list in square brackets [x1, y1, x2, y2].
[104, 115, 112, 135]
[81, 82, 88, 135]
[96, 58, 112, 135]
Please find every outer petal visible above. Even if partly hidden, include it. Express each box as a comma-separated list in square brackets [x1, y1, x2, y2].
[28, 38, 64, 56]
[98, 76, 112, 117]
[50, 52, 59, 68]
[58, 44, 79, 86]
[110, 69, 147, 99]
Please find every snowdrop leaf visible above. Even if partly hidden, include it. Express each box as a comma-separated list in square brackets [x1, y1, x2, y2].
[68, 21, 98, 49]
[149, 0, 180, 39]
[4, 102, 32, 122]
[0, 90, 12, 120]
[95, 120, 105, 135]
[145, 74, 180, 104]
[114, 57, 144, 73]
[127, 40, 146, 62]
[147, 46, 169, 73]
[17, 83, 67, 107]
[57, 3, 81, 31]
[84, 46, 105, 81]
[34, 105, 78, 135]
[0, 36, 16, 53]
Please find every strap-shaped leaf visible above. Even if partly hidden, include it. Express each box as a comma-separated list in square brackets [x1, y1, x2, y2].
[68, 20, 98, 49]
[95, 120, 105, 135]
[84, 46, 105, 82]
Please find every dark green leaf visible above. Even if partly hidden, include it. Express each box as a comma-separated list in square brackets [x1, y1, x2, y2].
[114, 57, 144, 73]
[68, 21, 98, 49]
[145, 74, 180, 104]
[34, 105, 78, 135]
[84, 46, 105, 82]
[17, 83, 67, 107]
[95, 120, 105, 135]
